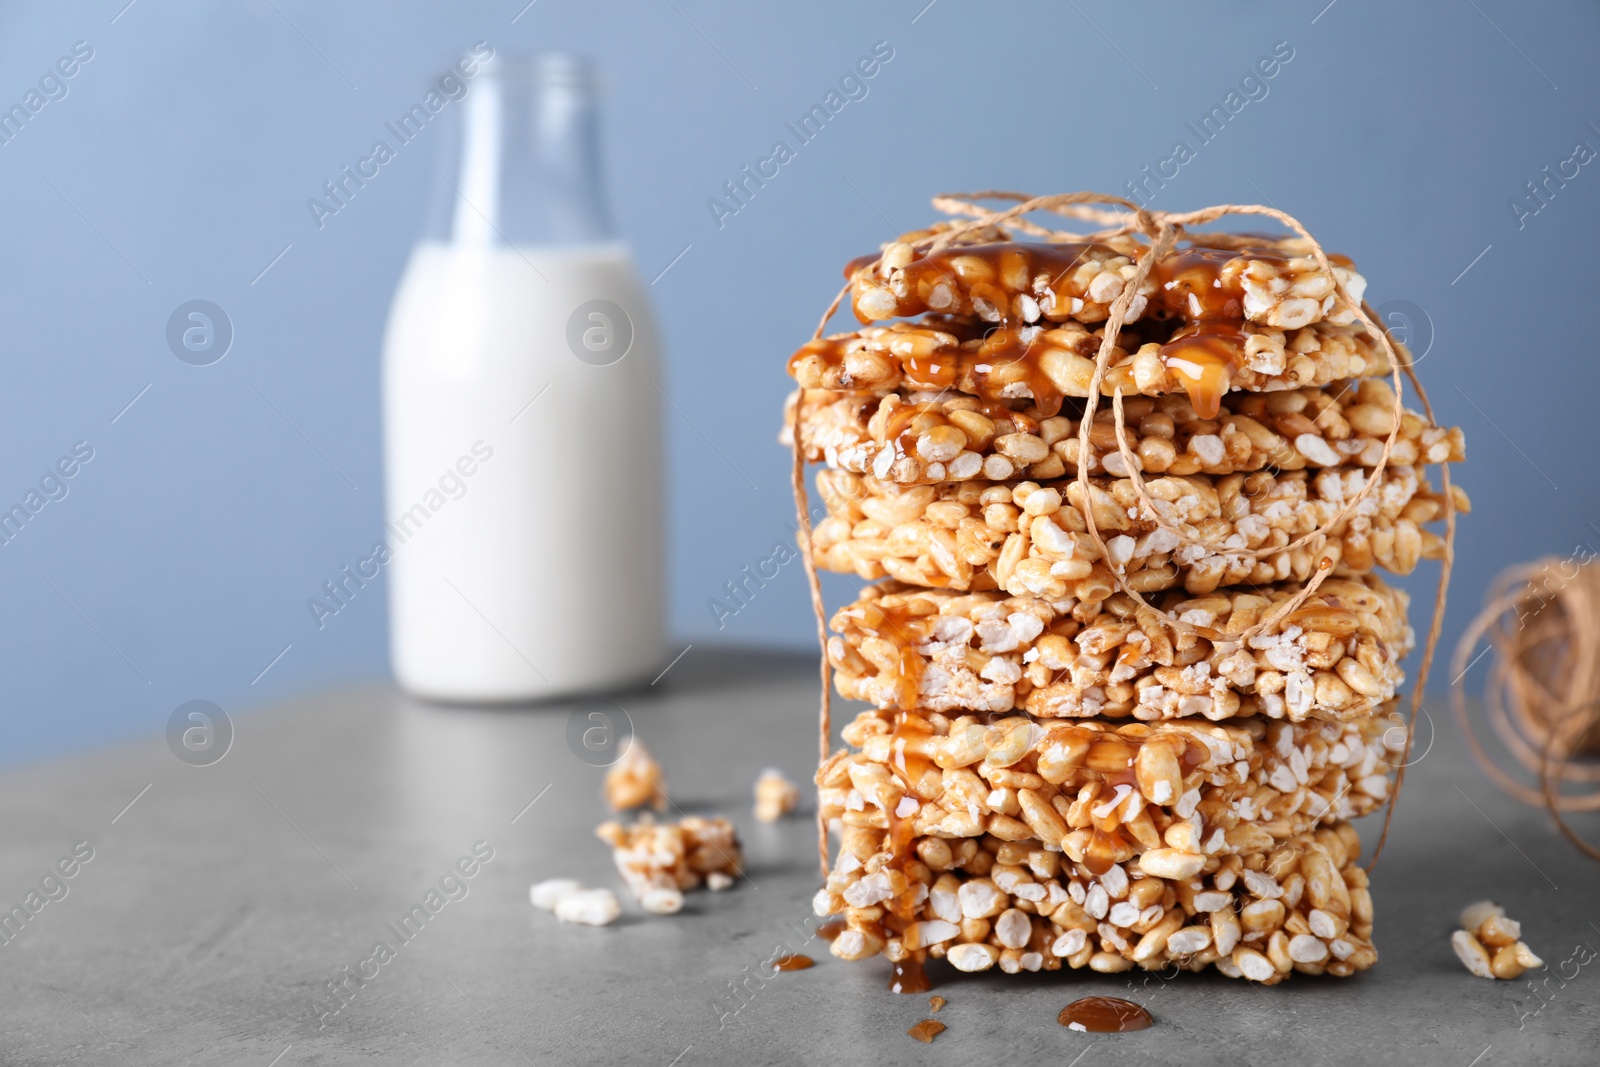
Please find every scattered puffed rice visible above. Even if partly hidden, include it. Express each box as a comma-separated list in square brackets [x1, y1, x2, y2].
[754, 767, 801, 823]
[1459, 899, 1503, 931]
[641, 887, 685, 915]
[555, 888, 621, 927]
[1454, 900, 1543, 979]
[603, 741, 667, 811]
[1452, 930, 1493, 978]
[530, 878, 584, 911]
[707, 872, 734, 891]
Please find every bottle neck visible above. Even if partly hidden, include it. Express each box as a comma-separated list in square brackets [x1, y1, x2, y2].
[423, 53, 616, 248]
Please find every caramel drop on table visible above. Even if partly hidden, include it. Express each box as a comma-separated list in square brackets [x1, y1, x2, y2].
[772, 954, 814, 972]
[928, 995, 946, 1014]
[1057, 996, 1154, 1033]
[890, 956, 932, 994]
[907, 1019, 946, 1044]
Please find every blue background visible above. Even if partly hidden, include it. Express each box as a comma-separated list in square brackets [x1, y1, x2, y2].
[2, 0, 1596, 764]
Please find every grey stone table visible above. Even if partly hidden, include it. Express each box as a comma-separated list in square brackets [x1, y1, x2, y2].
[1, 649, 1597, 1066]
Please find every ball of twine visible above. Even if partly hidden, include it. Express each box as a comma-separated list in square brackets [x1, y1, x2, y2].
[1451, 557, 1600, 862]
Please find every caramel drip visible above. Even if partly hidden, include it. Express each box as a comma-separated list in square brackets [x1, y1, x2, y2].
[885, 712, 928, 926]
[928, 995, 947, 1013]
[903, 351, 960, 391]
[906, 1019, 946, 1043]
[1084, 827, 1121, 876]
[889, 712, 935, 791]
[816, 918, 847, 942]
[772, 954, 814, 972]
[969, 326, 1069, 417]
[890, 956, 932, 994]
[894, 646, 923, 710]
[1157, 322, 1248, 419]
[853, 602, 934, 709]
[1058, 996, 1154, 1033]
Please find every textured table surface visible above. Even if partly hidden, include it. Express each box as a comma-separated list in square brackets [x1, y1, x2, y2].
[1, 648, 1597, 1066]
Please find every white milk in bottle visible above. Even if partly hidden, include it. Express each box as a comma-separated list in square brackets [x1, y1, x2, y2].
[383, 52, 664, 701]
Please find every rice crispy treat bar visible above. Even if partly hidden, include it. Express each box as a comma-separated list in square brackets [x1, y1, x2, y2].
[827, 576, 1413, 722]
[813, 464, 1457, 598]
[788, 317, 1391, 420]
[785, 378, 1464, 486]
[813, 821, 1375, 982]
[847, 237, 1367, 332]
[596, 815, 742, 905]
[820, 705, 1402, 865]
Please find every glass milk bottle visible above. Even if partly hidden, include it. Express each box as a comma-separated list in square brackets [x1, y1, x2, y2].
[383, 52, 664, 702]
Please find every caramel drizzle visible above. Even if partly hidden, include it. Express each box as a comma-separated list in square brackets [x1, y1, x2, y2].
[836, 238, 1345, 418]
[886, 710, 931, 924]
[890, 957, 931, 995]
[1154, 322, 1247, 420]
[849, 241, 1123, 324]
[845, 603, 936, 710]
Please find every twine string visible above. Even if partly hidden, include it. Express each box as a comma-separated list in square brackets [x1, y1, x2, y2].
[1449, 556, 1600, 862]
[789, 387, 833, 878]
[1366, 309, 1454, 871]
